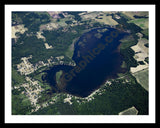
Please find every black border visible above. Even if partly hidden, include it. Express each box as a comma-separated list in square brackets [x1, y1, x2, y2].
[2, 2, 159, 126]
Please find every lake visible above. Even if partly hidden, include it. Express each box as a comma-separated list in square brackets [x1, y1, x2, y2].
[43, 27, 128, 97]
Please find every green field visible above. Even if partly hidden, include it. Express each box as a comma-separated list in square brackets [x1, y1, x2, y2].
[132, 68, 149, 91]
[127, 18, 148, 29]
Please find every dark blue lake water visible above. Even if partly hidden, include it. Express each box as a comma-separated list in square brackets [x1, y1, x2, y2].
[43, 27, 128, 97]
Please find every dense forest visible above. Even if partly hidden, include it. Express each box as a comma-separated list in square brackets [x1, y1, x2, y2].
[12, 12, 51, 32]
[12, 88, 34, 115]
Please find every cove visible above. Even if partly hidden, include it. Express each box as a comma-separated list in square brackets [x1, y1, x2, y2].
[43, 27, 128, 97]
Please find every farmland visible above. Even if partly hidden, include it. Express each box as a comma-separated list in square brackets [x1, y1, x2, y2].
[121, 11, 148, 20]
[132, 68, 149, 91]
[95, 15, 118, 25]
[119, 106, 138, 115]
[128, 18, 148, 29]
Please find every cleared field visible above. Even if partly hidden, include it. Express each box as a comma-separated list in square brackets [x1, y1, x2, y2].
[44, 43, 53, 49]
[12, 24, 28, 38]
[36, 31, 46, 41]
[80, 11, 99, 20]
[95, 15, 118, 25]
[130, 64, 148, 74]
[40, 22, 59, 31]
[137, 38, 148, 54]
[130, 37, 149, 74]
[132, 68, 148, 91]
[128, 18, 148, 29]
[122, 11, 148, 20]
[119, 106, 138, 115]
[131, 40, 148, 62]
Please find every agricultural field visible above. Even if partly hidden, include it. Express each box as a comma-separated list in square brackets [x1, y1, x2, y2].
[119, 106, 138, 115]
[132, 68, 149, 91]
[95, 14, 118, 25]
[130, 37, 149, 73]
[121, 11, 148, 20]
[128, 18, 148, 29]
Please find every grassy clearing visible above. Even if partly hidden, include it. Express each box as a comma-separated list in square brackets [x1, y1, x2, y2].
[131, 38, 148, 65]
[137, 38, 149, 54]
[128, 18, 148, 29]
[121, 11, 148, 20]
[119, 106, 138, 115]
[132, 68, 148, 91]
[95, 15, 118, 25]
[58, 18, 68, 27]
